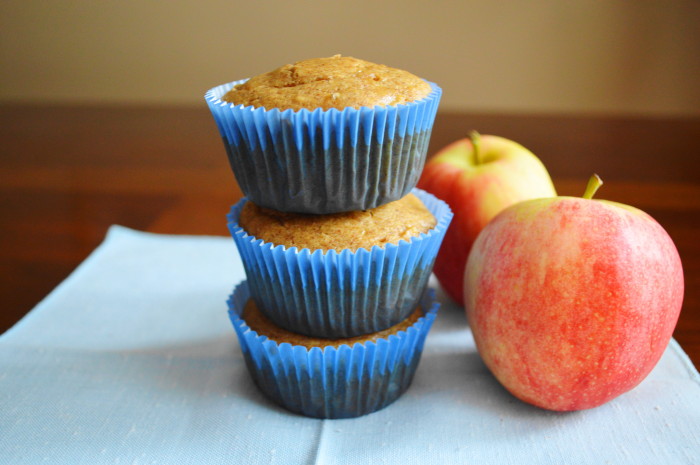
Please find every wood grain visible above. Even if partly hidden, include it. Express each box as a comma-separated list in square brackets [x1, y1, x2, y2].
[1, 104, 698, 369]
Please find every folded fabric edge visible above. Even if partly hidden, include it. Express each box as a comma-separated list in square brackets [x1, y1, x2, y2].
[1, 229, 121, 341]
[0, 225, 231, 341]
[668, 338, 700, 382]
[105, 225, 230, 242]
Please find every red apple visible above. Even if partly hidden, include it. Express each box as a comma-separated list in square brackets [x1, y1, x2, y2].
[417, 132, 556, 306]
[464, 175, 684, 411]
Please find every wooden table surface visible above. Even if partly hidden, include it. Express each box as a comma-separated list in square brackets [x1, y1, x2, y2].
[1, 104, 698, 370]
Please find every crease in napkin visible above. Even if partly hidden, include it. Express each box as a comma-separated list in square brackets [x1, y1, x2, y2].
[1, 225, 699, 464]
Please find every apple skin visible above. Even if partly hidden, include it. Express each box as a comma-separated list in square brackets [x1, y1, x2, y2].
[417, 134, 556, 306]
[464, 195, 684, 411]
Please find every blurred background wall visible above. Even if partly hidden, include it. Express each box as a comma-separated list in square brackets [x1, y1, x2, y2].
[1, 0, 698, 116]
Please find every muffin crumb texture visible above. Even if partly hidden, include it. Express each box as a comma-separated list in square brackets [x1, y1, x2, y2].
[223, 55, 431, 111]
[242, 298, 423, 348]
[238, 193, 437, 251]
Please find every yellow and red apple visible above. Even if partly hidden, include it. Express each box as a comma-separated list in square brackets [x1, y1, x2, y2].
[464, 175, 684, 411]
[418, 132, 556, 306]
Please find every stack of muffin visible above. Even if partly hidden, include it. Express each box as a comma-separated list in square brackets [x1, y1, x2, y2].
[205, 55, 452, 419]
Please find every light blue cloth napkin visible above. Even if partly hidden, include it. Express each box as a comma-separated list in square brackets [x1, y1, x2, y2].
[1, 226, 698, 464]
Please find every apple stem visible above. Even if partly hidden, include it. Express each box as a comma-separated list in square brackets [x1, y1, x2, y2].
[470, 130, 483, 165]
[583, 174, 603, 199]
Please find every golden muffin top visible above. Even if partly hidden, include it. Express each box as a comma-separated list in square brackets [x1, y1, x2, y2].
[242, 298, 423, 348]
[238, 193, 436, 252]
[222, 55, 432, 111]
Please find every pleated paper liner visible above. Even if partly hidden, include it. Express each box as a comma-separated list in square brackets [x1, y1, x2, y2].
[228, 280, 440, 419]
[205, 79, 441, 214]
[227, 188, 452, 338]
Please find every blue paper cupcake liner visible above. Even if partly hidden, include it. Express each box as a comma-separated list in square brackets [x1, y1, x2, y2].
[227, 188, 452, 338]
[205, 79, 442, 214]
[228, 280, 439, 419]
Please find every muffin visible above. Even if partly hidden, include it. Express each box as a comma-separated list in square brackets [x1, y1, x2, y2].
[241, 295, 424, 347]
[205, 55, 442, 214]
[237, 192, 436, 252]
[227, 188, 452, 338]
[228, 280, 440, 419]
[221, 55, 431, 111]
